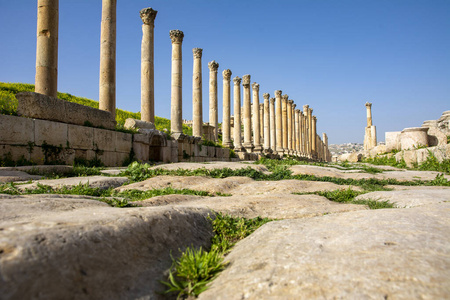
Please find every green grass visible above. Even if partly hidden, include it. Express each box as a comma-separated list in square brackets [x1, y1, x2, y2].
[162, 212, 273, 299]
[0, 82, 193, 135]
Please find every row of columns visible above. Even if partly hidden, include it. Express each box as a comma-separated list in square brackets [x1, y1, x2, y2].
[33, 0, 331, 161]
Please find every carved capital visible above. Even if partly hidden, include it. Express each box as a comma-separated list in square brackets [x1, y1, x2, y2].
[263, 93, 270, 100]
[365, 102, 372, 108]
[270, 97, 275, 105]
[295, 109, 300, 114]
[303, 104, 309, 111]
[233, 76, 241, 85]
[222, 69, 232, 80]
[251, 82, 259, 91]
[208, 60, 219, 72]
[313, 116, 317, 121]
[309, 108, 314, 114]
[192, 48, 203, 58]
[242, 74, 251, 86]
[140, 8, 157, 25]
[288, 100, 294, 105]
[292, 104, 296, 109]
[170, 30, 184, 44]
[275, 90, 282, 97]
[282, 94, 289, 101]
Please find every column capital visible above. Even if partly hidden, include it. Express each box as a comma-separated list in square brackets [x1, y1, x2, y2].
[233, 76, 241, 85]
[365, 102, 372, 108]
[252, 82, 259, 91]
[295, 109, 300, 113]
[170, 30, 184, 44]
[222, 69, 232, 80]
[288, 99, 294, 105]
[309, 108, 314, 114]
[292, 103, 296, 109]
[192, 48, 203, 58]
[140, 8, 157, 25]
[275, 90, 282, 97]
[208, 60, 219, 71]
[270, 97, 276, 104]
[242, 74, 251, 86]
[303, 104, 309, 111]
[263, 93, 270, 100]
[313, 116, 317, 121]
[282, 94, 289, 101]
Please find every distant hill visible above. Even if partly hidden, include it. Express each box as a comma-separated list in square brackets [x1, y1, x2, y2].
[0, 82, 192, 136]
[328, 143, 364, 156]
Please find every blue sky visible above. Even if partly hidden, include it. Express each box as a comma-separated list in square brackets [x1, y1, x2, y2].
[0, 0, 449, 144]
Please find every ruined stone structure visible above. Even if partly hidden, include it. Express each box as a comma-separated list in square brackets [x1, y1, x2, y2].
[140, 7, 157, 123]
[21, 3, 333, 167]
[364, 102, 377, 151]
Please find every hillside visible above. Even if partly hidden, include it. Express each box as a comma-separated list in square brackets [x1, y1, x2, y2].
[0, 82, 192, 135]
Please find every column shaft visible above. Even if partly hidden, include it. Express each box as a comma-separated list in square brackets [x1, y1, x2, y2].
[275, 90, 283, 153]
[294, 109, 299, 154]
[170, 30, 184, 134]
[282, 95, 288, 153]
[270, 98, 276, 153]
[242, 75, 253, 152]
[287, 100, 293, 153]
[140, 8, 157, 123]
[99, 0, 117, 117]
[35, 0, 59, 98]
[222, 69, 232, 147]
[233, 77, 243, 150]
[192, 48, 203, 138]
[263, 94, 270, 151]
[252, 83, 262, 152]
[208, 61, 219, 142]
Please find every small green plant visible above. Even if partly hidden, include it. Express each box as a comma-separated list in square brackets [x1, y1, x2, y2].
[229, 149, 237, 159]
[201, 139, 223, 148]
[114, 187, 212, 201]
[428, 173, 450, 186]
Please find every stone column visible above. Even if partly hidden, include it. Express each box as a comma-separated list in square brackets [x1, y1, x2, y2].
[259, 104, 264, 142]
[282, 94, 289, 153]
[35, 0, 59, 98]
[170, 30, 184, 135]
[269, 97, 276, 154]
[99, 0, 117, 116]
[287, 100, 293, 153]
[308, 107, 313, 157]
[233, 77, 243, 151]
[252, 83, 262, 152]
[208, 60, 219, 141]
[192, 48, 203, 138]
[312, 115, 317, 157]
[275, 90, 283, 153]
[323, 133, 328, 162]
[294, 109, 300, 154]
[300, 110, 305, 156]
[263, 93, 270, 152]
[140, 7, 157, 123]
[303, 105, 309, 155]
[366, 102, 373, 127]
[364, 102, 377, 151]
[242, 75, 253, 152]
[222, 69, 232, 148]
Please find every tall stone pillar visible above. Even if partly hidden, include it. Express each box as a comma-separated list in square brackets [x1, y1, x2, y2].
[263, 93, 270, 152]
[252, 83, 262, 152]
[242, 75, 253, 152]
[364, 102, 377, 151]
[208, 60, 219, 141]
[292, 104, 300, 156]
[282, 94, 289, 153]
[140, 7, 157, 123]
[287, 100, 293, 153]
[275, 90, 283, 153]
[259, 104, 264, 142]
[170, 30, 184, 135]
[35, 0, 59, 98]
[308, 107, 313, 157]
[99, 0, 117, 116]
[233, 77, 243, 151]
[312, 115, 317, 157]
[303, 105, 309, 155]
[300, 110, 305, 156]
[192, 48, 203, 138]
[222, 69, 232, 148]
[323, 133, 328, 162]
[269, 97, 276, 154]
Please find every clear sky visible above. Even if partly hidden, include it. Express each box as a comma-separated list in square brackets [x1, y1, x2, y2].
[0, 0, 449, 144]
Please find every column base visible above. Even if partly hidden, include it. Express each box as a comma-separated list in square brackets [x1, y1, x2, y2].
[172, 132, 187, 141]
[222, 141, 233, 148]
[243, 143, 254, 153]
[253, 145, 263, 153]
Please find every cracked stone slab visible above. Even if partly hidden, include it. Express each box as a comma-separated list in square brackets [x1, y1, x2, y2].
[355, 189, 450, 208]
[198, 203, 450, 300]
[18, 175, 129, 191]
[0, 170, 42, 183]
[150, 161, 270, 173]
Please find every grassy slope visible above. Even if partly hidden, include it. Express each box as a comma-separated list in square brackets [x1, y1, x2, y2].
[0, 82, 192, 135]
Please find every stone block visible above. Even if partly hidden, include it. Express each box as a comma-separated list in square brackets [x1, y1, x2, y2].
[0, 114, 34, 145]
[402, 150, 417, 168]
[133, 133, 150, 144]
[124, 118, 155, 132]
[416, 148, 430, 165]
[149, 147, 162, 162]
[400, 127, 429, 150]
[94, 128, 115, 152]
[385, 131, 401, 153]
[198, 144, 207, 157]
[207, 146, 216, 158]
[426, 127, 447, 147]
[161, 145, 172, 163]
[133, 142, 149, 162]
[16, 92, 115, 130]
[74, 149, 97, 162]
[98, 151, 129, 167]
[115, 132, 132, 153]
[35, 119, 68, 147]
[68, 125, 94, 150]
[29, 146, 45, 165]
[223, 148, 230, 160]
[0, 145, 30, 162]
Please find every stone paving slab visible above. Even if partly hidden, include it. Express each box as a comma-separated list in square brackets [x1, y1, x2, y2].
[150, 161, 270, 173]
[0, 170, 42, 183]
[18, 175, 129, 191]
[198, 202, 450, 300]
[117, 175, 362, 195]
[355, 189, 450, 208]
